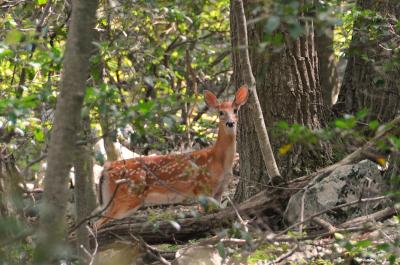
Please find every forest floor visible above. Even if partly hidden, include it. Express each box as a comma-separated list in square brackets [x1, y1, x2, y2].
[92, 170, 400, 265]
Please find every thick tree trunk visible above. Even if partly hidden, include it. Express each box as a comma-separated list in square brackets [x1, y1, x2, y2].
[232, 1, 332, 202]
[335, 1, 400, 122]
[33, 0, 99, 263]
[230, 0, 281, 190]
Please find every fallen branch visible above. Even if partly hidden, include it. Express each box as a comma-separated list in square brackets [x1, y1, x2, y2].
[274, 195, 391, 238]
[312, 217, 336, 233]
[339, 206, 398, 229]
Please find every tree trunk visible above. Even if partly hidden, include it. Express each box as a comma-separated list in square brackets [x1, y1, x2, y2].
[230, 0, 281, 191]
[316, 26, 340, 107]
[74, 114, 97, 262]
[0, 151, 25, 218]
[100, 116, 120, 161]
[232, 1, 332, 202]
[335, 0, 400, 122]
[33, 0, 99, 263]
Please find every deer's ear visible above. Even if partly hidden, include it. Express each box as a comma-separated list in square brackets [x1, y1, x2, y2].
[234, 86, 249, 107]
[204, 90, 219, 108]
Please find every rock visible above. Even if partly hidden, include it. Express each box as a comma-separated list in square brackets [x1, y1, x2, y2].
[173, 245, 222, 265]
[285, 160, 389, 225]
[94, 242, 142, 265]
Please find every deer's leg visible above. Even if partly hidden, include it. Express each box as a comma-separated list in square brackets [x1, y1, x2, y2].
[94, 196, 144, 229]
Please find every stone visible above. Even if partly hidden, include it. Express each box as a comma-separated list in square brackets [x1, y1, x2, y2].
[174, 245, 223, 265]
[285, 160, 389, 225]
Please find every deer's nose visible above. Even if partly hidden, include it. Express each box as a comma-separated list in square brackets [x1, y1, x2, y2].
[226, 121, 235, 128]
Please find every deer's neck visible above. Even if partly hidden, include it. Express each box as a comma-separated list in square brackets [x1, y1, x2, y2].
[212, 124, 236, 171]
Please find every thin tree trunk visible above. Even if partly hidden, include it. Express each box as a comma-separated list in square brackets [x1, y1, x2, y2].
[74, 114, 97, 262]
[100, 117, 119, 161]
[0, 151, 25, 218]
[33, 0, 99, 263]
[316, 26, 340, 107]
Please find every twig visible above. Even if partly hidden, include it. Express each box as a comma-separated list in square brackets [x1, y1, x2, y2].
[267, 244, 298, 265]
[80, 226, 98, 265]
[227, 196, 249, 232]
[22, 154, 47, 177]
[299, 190, 306, 234]
[129, 233, 171, 265]
[339, 206, 398, 228]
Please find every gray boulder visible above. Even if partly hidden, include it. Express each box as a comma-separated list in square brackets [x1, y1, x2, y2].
[285, 160, 389, 225]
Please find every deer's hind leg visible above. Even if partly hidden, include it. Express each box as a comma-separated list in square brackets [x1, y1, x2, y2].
[94, 193, 145, 229]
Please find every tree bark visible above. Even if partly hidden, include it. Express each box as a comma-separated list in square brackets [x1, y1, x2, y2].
[33, 0, 99, 263]
[74, 114, 97, 261]
[230, 0, 281, 202]
[232, 1, 332, 202]
[0, 151, 25, 218]
[316, 26, 340, 107]
[335, 0, 400, 122]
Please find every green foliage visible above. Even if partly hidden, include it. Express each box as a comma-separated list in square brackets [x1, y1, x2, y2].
[247, 243, 289, 264]
[334, 224, 400, 265]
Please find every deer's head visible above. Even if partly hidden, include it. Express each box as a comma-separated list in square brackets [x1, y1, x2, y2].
[204, 86, 249, 135]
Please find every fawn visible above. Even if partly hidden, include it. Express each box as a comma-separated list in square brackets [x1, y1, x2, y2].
[94, 86, 249, 228]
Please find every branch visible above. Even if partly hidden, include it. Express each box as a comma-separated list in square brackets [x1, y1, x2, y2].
[274, 195, 391, 238]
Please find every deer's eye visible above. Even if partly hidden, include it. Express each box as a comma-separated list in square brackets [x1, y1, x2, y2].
[233, 109, 238, 114]
[219, 111, 224, 116]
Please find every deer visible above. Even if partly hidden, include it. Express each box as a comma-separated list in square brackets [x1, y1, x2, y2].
[94, 86, 249, 228]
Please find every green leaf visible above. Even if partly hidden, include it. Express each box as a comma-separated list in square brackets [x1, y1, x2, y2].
[0, 45, 13, 58]
[389, 254, 396, 265]
[289, 24, 303, 39]
[265, 16, 280, 33]
[368, 120, 379, 130]
[34, 128, 44, 142]
[335, 118, 355, 129]
[5, 30, 23, 45]
[355, 239, 371, 248]
[277, 121, 289, 129]
[355, 108, 368, 119]
[216, 242, 226, 259]
[36, 0, 47, 5]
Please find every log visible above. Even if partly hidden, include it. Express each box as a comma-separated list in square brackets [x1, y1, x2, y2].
[94, 183, 302, 246]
